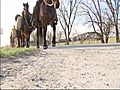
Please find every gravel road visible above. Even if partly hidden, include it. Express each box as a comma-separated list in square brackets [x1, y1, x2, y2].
[1, 47, 120, 89]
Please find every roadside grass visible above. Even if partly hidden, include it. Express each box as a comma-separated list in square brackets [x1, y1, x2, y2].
[0, 46, 37, 58]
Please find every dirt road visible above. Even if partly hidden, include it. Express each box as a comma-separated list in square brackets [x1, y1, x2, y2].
[1, 47, 120, 89]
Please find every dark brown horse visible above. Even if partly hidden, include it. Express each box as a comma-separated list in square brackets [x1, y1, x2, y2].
[21, 2, 35, 48]
[32, 0, 60, 49]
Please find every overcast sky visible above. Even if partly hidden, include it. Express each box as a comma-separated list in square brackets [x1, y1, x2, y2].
[1, 0, 36, 46]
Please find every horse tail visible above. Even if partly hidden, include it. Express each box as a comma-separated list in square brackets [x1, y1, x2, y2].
[15, 14, 21, 21]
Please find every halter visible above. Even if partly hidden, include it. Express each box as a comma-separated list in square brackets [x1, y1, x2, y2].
[43, 0, 54, 7]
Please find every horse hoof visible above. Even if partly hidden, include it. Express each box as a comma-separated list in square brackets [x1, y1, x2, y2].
[52, 44, 56, 47]
[37, 46, 39, 48]
[43, 46, 48, 49]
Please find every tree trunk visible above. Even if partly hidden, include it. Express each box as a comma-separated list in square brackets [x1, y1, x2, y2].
[101, 34, 105, 43]
[115, 24, 119, 42]
[105, 35, 109, 43]
[66, 39, 69, 45]
[66, 34, 70, 45]
[64, 33, 69, 45]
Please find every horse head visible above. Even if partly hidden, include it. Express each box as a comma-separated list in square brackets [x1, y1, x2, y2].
[22, 2, 34, 29]
[23, 2, 29, 10]
[23, 2, 29, 16]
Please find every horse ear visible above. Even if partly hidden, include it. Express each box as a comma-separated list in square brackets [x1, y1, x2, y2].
[27, 2, 29, 7]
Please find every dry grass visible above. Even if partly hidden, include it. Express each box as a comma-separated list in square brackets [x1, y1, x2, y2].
[57, 37, 116, 46]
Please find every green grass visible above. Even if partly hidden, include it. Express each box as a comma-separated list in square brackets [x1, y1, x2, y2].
[0, 46, 37, 58]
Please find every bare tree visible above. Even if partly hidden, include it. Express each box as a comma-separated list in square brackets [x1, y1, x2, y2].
[81, 5, 98, 33]
[102, 9, 114, 43]
[105, 0, 120, 42]
[81, 0, 116, 43]
[58, 0, 81, 45]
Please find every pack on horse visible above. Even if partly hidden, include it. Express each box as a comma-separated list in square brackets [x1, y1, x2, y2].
[32, 0, 60, 49]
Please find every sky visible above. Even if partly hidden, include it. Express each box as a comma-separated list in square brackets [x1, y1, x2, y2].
[1, 0, 93, 47]
[1, 0, 37, 47]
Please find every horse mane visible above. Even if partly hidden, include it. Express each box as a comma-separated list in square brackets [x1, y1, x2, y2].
[15, 14, 21, 21]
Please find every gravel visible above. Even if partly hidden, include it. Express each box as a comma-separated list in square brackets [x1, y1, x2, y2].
[1, 47, 120, 89]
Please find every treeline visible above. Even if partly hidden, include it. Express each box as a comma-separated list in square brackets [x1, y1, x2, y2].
[58, 0, 120, 44]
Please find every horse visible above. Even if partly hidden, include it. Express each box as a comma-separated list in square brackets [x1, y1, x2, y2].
[21, 2, 35, 48]
[14, 14, 25, 47]
[13, 3, 35, 48]
[32, 0, 60, 49]
[10, 26, 25, 47]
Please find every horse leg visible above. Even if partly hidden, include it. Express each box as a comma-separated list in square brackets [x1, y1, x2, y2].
[12, 38, 15, 47]
[43, 26, 48, 49]
[10, 35, 14, 47]
[20, 32, 23, 47]
[21, 33, 23, 47]
[16, 30, 20, 48]
[22, 34, 25, 47]
[39, 27, 43, 46]
[26, 34, 30, 48]
[52, 23, 56, 47]
[17, 37, 20, 48]
[20, 37, 22, 47]
[36, 27, 40, 48]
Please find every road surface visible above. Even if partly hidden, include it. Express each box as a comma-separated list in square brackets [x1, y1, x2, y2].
[1, 44, 120, 89]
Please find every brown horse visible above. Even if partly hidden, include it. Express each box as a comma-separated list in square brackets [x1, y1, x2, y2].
[10, 25, 25, 47]
[32, 0, 60, 49]
[21, 2, 35, 48]
[12, 3, 35, 48]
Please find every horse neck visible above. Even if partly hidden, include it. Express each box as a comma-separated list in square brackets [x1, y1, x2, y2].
[23, 11, 31, 22]
[40, 1, 54, 15]
[23, 9, 30, 17]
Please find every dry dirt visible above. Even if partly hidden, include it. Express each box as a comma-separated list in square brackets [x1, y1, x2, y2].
[0, 47, 120, 89]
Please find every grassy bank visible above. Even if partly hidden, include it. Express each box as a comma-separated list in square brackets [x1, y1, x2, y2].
[0, 46, 37, 58]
